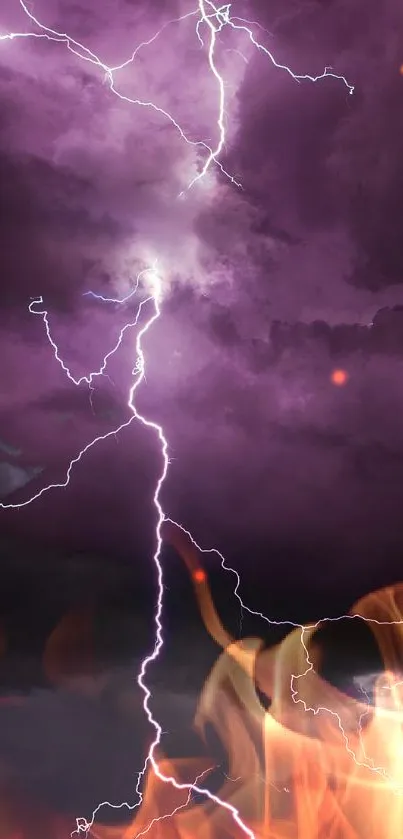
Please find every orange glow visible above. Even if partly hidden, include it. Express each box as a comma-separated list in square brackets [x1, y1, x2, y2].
[4, 535, 403, 838]
[89, 541, 403, 839]
[400, 64, 403, 74]
[43, 607, 97, 693]
[331, 368, 349, 386]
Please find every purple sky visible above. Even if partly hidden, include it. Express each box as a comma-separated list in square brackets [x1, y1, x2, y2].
[1, 0, 403, 605]
[2, 1, 403, 831]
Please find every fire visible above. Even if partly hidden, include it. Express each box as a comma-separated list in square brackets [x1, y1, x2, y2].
[93, 524, 403, 839]
[2, 529, 403, 838]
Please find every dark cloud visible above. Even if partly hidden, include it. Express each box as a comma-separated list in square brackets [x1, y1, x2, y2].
[1, 7, 403, 835]
[214, 0, 403, 307]
[1, 5, 403, 816]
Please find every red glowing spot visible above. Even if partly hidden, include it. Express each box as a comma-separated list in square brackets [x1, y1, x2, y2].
[400, 64, 403, 75]
[193, 568, 206, 584]
[331, 368, 348, 386]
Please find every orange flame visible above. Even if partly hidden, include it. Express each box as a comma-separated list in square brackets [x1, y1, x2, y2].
[2, 529, 403, 838]
[93, 524, 403, 839]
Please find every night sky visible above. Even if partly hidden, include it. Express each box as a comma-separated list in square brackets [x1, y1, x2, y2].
[0, 0, 403, 834]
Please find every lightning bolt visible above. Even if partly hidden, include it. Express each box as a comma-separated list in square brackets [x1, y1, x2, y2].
[1, 1, 354, 196]
[70, 275, 260, 839]
[0, 273, 155, 508]
[160, 522, 403, 793]
[132, 765, 219, 839]
[29, 269, 149, 412]
[2, 1, 390, 837]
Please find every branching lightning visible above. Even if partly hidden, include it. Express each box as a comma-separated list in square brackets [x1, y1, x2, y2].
[163, 521, 403, 794]
[69, 274, 260, 839]
[1, 1, 354, 196]
[4, 1, 395, 836]
[0, 275, 155, 508]
[291, 621, 403, 794]
[29, 269, 149, 410]
[132, 764, 218, 839]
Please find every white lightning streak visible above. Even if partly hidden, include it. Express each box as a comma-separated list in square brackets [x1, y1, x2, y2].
[67, 273, 257, 839]
[133, 764, 217, 839]
[0, 281, 154, 508]
[290, 623, 403, 793]
[0, 1, 383, 836]
[0, 0, 353, 195]
[29, 268, 150, 389]
[213, 2, 354, 92]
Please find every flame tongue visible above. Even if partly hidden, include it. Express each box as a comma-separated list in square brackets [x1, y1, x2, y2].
[3, 563, 403, 838]
[91, 572, 403, 839]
